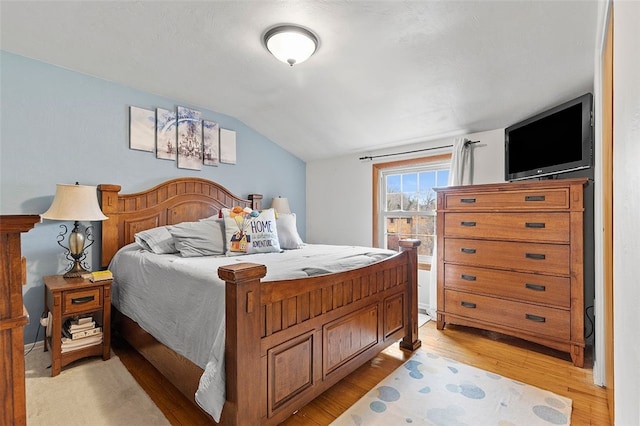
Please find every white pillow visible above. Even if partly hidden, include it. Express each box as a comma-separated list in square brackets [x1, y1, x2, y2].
[134, 226, 177, 254]
[222, 207, 281, 256]
[276, 213, 304, 249]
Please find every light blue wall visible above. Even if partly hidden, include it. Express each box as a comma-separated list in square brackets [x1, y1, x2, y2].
[1, 51, 306, 343]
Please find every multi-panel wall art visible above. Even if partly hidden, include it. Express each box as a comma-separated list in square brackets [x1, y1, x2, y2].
[129, 105, 236, 169]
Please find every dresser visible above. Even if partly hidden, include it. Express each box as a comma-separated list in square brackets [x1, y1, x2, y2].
[435, 178, 587, 367]
[1, 215, 40, 426]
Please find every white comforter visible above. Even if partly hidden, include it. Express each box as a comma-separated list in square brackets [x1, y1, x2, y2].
[108, 243, 396, 421]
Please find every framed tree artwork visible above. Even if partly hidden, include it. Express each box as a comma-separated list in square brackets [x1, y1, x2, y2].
[176, 106, 202, 170]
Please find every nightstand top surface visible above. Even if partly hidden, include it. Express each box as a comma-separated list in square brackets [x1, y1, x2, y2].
[44, 275, 111, 291]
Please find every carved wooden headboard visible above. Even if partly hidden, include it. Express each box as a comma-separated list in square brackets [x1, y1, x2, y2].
[98, 177, 262, 268]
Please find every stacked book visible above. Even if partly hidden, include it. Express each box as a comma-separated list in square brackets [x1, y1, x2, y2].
[61, 316, 103, 353]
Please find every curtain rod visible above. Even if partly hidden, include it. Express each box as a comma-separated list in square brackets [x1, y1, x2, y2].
[358, 139, 480, 161]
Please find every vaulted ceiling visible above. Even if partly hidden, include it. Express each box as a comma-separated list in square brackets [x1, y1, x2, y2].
[0, 1, 601, 162]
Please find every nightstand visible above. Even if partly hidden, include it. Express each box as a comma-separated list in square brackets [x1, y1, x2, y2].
[43, 275, 111, 376]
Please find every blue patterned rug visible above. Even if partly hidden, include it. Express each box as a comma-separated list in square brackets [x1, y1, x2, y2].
[332, 350, 572, 426]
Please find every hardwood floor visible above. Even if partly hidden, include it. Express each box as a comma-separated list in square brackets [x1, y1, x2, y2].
[113, 320, 610, 425]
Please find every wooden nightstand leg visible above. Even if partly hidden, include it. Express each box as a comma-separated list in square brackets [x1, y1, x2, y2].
[102, 284, 111, 360]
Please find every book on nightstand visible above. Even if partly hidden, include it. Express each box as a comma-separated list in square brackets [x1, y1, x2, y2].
[61, 333, 103, 353]
[89, 270, 113, 282]
[63, 326, 102, 340]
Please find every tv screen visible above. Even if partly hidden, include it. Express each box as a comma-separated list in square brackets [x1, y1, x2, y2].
[505, 93, 593, 181]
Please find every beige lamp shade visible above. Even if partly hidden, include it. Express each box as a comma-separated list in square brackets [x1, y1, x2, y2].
[271, 197, 291, 214]
[41, 184, 108, 221]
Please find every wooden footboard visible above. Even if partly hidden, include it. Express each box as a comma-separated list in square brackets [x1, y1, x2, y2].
[220, 240, 420, 425]
[99, 178, 421, 424]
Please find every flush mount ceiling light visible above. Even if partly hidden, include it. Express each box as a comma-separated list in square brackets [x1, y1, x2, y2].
[264, 25, 318, 66]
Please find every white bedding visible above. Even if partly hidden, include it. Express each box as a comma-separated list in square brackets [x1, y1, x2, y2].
[108, 243, 396, 421]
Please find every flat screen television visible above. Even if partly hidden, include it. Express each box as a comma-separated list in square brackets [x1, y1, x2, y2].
[505, 93, 593, 181]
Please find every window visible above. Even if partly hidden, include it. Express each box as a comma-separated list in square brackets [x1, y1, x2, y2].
[373, 155, 451, 264]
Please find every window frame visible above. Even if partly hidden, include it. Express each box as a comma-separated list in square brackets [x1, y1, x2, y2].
[372, 153, 451, 269]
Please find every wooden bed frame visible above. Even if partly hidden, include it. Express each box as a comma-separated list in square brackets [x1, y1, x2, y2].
[98, 177, 421, 425]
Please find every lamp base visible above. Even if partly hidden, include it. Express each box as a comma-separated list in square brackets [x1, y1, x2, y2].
[63, 261, 90, 279]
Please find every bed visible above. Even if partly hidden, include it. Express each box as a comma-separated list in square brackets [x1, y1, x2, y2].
[98, 177, 421, 425]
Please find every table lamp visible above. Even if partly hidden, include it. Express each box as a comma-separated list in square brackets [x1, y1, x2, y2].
[271, 197, 291, 214]
[41, 183, 108, 278]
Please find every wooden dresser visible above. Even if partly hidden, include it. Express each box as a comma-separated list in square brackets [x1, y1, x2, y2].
[435, 178, 587, 367]
[1, 215, 40, 426]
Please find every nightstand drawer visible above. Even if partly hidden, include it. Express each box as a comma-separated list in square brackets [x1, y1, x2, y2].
[443, 188, 570, 210]
[444, 212, 570, 243]
[444, 238, 570, 275]
[62, 288, 102, 315]
[444, 289, 570, 340]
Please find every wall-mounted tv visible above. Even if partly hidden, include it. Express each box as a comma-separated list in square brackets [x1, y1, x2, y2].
[505, 93, 593, 181]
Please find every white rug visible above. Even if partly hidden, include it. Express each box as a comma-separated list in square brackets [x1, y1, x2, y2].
[332, 349, 572, 426]
[25, 346, 170, 426]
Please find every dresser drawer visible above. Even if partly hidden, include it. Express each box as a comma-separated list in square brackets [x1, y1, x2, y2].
[444, 238, 570, 275]
[62, 288, 102, 315]
[443, 188, 570, 210]
[444, 264, 570, 307]
[444, 290, 570, 340]
[444, 212, 570, 243]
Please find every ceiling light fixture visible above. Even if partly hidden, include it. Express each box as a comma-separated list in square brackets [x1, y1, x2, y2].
[264, 25, 318, 66]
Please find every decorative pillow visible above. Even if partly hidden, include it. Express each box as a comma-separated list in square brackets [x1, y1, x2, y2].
[168, 219, 226, 257]
[222, 207, 281, 256]
[134, 226, 177, 254]
[276, 213, 304, 249]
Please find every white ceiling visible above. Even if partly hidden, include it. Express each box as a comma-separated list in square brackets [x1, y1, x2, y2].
[0, 1, 601, 162]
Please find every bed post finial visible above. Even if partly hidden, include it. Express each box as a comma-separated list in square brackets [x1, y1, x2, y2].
[248, 194, 262, 211]
[398, 239, 422, 351]
[97, 184, 121, 269]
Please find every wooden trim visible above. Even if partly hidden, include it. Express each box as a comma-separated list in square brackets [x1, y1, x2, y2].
[603, 7, 615, 425]
[0, 215, 39, 426]
[372, 154, 452, 247]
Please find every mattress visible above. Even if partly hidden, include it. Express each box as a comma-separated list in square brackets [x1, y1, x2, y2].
[108, 243, 396, 420]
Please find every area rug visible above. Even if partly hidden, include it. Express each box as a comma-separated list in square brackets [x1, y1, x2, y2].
[25, 344, 170, 426]
[332, 349, 572, 426]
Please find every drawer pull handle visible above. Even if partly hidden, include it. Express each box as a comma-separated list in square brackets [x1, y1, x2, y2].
[71, 295, 95, 304]
[461, 248, 477, 254]
[461, 301, 477, 309]
[525, 253, 546, 260]
[525, 283, 546, 292]
[461, 221, 477, 227]
[461, 274, 477, 281]
[460, 198, 476, 203]
[525, 222, 546, 228]
[525, 313, 546, 323]
[525, 195, 546, 202]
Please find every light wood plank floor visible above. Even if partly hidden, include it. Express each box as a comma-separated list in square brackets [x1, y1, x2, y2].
[113, 320, 610, 425]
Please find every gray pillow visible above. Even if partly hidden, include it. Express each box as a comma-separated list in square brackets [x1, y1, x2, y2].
[134, 226, 177, 254]
[168, 219, 226, 257]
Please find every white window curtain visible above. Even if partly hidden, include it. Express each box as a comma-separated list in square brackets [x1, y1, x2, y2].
[429, 137, 473, 317]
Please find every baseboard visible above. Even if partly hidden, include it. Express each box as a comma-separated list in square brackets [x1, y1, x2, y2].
[419, 303, 436, 318]
[25, 340, 45, 352]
